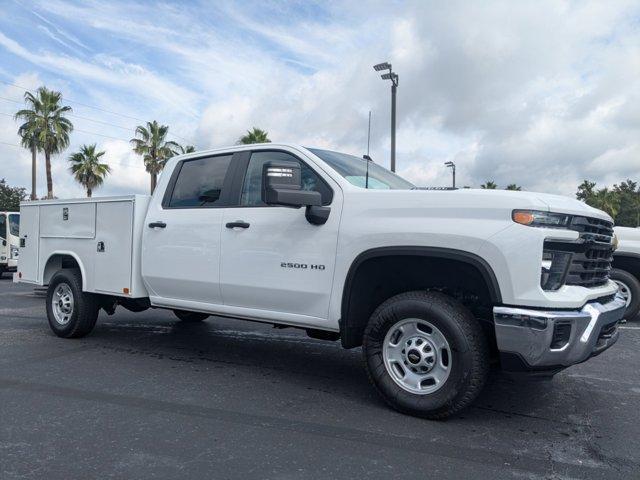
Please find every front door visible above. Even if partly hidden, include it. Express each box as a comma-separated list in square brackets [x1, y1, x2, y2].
[0, 213, 7, 266]
[142, 153, 236, 307]
[220, 149, 342, 323]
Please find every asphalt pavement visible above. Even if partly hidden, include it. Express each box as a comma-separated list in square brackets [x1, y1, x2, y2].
[1, 276, 639, 479]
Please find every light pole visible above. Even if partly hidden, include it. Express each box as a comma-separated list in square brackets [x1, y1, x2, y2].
[373, 62, 399, 172]
[445, 161, 456, 189]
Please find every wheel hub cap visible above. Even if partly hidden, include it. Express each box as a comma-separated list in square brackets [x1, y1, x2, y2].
[614, 280, 632, 308]
[383, 318, 452, 395]
[51, 283, 74, 325]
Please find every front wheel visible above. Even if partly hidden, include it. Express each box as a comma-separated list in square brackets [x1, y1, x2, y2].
[46, 269, 99, 338]
[363, 291, 489, 419]
[610, 268, 640, 320]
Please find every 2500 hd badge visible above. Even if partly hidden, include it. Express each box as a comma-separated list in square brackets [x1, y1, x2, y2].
[281, 262, 326, 270]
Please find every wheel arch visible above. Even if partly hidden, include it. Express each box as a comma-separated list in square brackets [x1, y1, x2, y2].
[339, 247, 502, 349]
[42, 251, 87, 290]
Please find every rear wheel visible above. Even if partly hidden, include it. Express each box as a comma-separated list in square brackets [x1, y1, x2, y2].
[610, 268, 640, 320]
[363, 291, 489, 419]
[173, 310, 209, 322]
[46, 269, 99, 338]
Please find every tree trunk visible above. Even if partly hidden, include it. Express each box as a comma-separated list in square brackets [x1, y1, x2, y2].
[87, 188, 92, 198]
[45, 149, 53, 199]
[30, 144, 37, 200]
[150, 173, 157, 194]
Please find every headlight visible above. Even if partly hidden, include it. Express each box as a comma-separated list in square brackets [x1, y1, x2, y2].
[10, 245, 19, 259]
[513, 210, 570, 228]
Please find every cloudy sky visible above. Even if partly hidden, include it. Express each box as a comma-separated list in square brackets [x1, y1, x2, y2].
[0, 0, 638, 198]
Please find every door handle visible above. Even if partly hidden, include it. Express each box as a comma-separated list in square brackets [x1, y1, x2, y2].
[226, 221, 250, 229]
[148, 221, 167, 229]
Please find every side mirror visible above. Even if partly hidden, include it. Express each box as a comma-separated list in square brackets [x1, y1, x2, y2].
[262, 161, 322, 207]
[1, 239, 5, 247]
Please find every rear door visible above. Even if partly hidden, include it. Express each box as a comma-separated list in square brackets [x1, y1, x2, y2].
[219, 149, 342, 322]
[142, 153, 237, 306]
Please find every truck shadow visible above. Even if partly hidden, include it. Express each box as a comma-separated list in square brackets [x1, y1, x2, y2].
[88, 313, 571, 422]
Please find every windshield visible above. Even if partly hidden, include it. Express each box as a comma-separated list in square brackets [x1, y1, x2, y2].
[308, 148, 414, 190]
[9, 214, 19, 237]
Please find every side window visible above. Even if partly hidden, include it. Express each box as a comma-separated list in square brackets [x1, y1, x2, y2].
[0, 214, 6, 239]
[8, 214, 19, 236]
[240, 151, 333, 206]
[168, 154, 232, 208]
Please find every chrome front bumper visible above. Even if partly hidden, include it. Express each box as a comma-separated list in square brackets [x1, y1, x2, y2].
[493, 293, 625, 371]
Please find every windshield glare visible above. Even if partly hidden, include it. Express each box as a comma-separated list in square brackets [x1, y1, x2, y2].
[308, 148, 414, 190]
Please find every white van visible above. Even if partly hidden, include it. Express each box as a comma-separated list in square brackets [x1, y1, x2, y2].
[0, 211, 20, 278]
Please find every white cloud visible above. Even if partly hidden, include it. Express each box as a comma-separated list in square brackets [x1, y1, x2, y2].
[0, 0, 638, 200]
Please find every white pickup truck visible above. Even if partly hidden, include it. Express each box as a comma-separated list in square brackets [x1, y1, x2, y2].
[0, 211, 20, 278]
[16, 144, 625, 418]
[611, 226, 640, 319]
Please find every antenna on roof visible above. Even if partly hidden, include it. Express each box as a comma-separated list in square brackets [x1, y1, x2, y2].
[367, 110, 372, 157]
[362, 111, 373, 189]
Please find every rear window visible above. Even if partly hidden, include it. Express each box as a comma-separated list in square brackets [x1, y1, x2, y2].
[169, 155, 232, 208]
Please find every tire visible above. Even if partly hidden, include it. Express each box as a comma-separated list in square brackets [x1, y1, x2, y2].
[363, 291, 489, 419]
[46, 269, 99, 338]
[610, 268, 640, 320]
[173, 310, 209, 322]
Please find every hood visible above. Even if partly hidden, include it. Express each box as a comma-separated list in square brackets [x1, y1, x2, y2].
[614, 226, 640, 241]
[452, 189, 613, 222]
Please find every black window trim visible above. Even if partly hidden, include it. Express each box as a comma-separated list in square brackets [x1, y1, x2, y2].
[226, 148, 335, 209]
[161, 152, 241, 210]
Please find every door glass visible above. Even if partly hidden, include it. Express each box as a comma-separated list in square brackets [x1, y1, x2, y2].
[8, 214, 19, 236]
[240, 151, 333, 206]
[0, 214, 6, 239]
[169, 154, 232, 207]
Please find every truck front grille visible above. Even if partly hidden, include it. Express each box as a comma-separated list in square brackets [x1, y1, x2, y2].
[568, 216, 614, 242]
[544, 215, 614, 289]
[564, 245, 613, 287]
[566, 216, 614, 288]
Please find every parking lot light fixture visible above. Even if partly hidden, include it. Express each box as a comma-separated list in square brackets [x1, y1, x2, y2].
[373, 62, 399, 172]
[445, 161, 456, 189]
[373, 62, 391, 71]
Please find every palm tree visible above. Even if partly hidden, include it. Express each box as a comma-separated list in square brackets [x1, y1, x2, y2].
[576, 180, 597, 202]
[15, 119, 40, 200]
[591, 188, 620, 219]
[178, 144, 196, 154]
[238, 127, 271, 144]
[68, 144, 111, 197]
[15, 87, 73, 199]
[130, 121, 179, 193]
[505, 184, 522, 191]
[481, 180, 497, 189]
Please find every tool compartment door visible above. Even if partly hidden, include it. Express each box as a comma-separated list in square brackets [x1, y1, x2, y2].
[17, 205, 39, 282]
[94, 201, 133, 294]
[40, 203, 96, 238]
